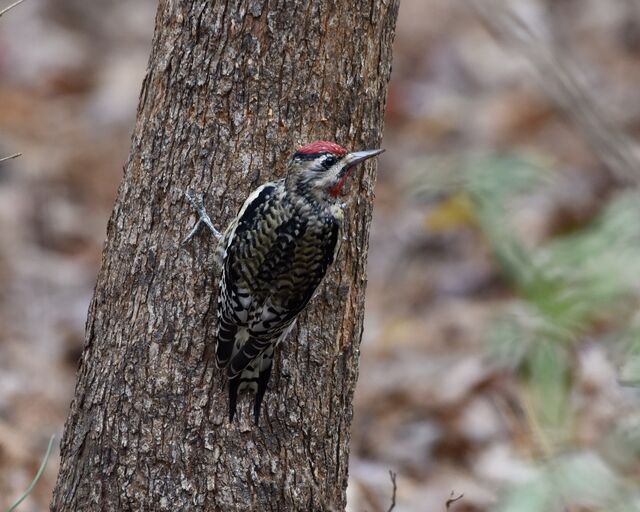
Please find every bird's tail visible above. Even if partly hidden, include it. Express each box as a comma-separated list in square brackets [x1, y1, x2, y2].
[228, 346, 275, 425]
[215, 316, 241, 368]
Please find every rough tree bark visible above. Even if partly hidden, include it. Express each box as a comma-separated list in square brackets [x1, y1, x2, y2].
[51, 1, 398, 511]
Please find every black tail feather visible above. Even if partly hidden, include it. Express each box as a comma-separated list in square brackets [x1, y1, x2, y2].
[228, 336, 271, 377]
[253, 361, 273, 425]
[228, 375, 241, 422]
[226, 349, 275, 425]
[215, 319, 237, 368]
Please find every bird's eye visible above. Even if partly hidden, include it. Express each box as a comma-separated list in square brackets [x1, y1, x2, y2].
[322, 155, 337, 169]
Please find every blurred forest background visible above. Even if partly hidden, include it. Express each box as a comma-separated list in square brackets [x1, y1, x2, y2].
[1, 0, 640, 511]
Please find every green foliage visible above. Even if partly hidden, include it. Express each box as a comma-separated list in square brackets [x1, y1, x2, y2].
[618, 318, 640, 386]
[408, 152, 640, 511]
[499, 452, 637, 512]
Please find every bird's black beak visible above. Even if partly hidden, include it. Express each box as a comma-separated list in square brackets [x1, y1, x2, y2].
[344, 148, 385, 168]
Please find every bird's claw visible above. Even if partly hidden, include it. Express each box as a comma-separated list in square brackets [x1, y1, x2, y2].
[182, 190, 222, 244]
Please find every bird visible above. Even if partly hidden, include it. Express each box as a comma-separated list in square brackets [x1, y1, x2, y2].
[184, 140, 384, 424]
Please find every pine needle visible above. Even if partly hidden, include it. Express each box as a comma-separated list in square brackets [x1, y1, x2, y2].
[0, 153, 21, 164]
[0, 0, 27, 18]
[6, 435, 56, 512]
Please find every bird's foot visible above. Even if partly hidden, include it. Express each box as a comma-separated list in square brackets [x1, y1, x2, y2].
[182, 190, 222, 243]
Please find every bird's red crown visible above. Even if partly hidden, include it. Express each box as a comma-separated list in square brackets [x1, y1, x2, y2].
[295, 140, 348, 157]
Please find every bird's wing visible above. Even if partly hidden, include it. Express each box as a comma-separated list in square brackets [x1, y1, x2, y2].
[227, 215, 340, 377]
[215, 181, 281, 368]
[225, 213, 307, 376]
[268, 214, 340, 323]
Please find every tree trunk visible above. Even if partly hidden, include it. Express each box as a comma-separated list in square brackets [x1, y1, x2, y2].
[51, 1, 398, 510]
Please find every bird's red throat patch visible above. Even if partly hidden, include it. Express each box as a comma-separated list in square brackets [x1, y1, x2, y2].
[296, 140, 348, 157]
[329, 169, 352, 198]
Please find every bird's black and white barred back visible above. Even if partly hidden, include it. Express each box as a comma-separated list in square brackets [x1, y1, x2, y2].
[185, 140, 384, 424]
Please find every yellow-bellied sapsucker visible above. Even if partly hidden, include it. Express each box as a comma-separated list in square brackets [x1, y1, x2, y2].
[185, 141, 383, 424]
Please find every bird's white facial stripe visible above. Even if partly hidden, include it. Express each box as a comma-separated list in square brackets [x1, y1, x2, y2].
[313, 162, 345, 188]
[316, 153, 336, 170]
